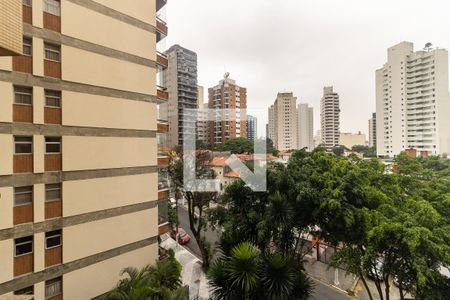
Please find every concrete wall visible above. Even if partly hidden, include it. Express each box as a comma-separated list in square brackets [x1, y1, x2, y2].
[62, 91, 157, 131]
[63, 209, 157, 262]
[63, 173, 157, 217]
[63, 243, 158, 300]
[62, 136, 156, 171]
[62, 1, 156, 60]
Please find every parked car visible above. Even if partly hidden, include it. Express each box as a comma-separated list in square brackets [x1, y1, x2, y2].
[171, 227, 191, 244]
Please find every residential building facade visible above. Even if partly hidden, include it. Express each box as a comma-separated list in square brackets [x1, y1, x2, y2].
[297, 103, 314, 151]
[339, 132, 367, 149]
[320, 86, 340, 148]
[164, 44, 198, 148]
[376, 41, 450, 157]
[0, 0, 169, 298]
[208, 73, 247, 145]
[268, 92, 298, 151]
[247, 114, 257, 140]
[196, 85, 209, 145]
[369, 112, 376, 148]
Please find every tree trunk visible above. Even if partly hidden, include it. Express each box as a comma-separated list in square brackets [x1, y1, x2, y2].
[374, 280, 384, 300]
[399, 285, 405, 300]
[384, 275, 390, 300]
[358, 271, 374, 300]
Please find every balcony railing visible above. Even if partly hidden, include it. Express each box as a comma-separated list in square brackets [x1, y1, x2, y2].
[156, 17, 168, 35]
[156, 0, 167, 12]
[156, 51, 168, 68]
[157, 86, 169, 100]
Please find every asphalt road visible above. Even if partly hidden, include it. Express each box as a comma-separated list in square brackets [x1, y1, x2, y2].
[177, 205, 352, 300]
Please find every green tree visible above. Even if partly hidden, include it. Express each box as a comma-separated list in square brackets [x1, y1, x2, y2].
[106, 250, 185, 300]
[217, 137, 254, 154]
[208, 242, 313, 300]
[168, 150, 218, 268]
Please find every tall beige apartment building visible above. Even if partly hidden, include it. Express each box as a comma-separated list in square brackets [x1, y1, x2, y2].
[0, 0, 170, 299]
[268, 92, 298, 151]
[376, 42, 450, 157]
[208, 73, 247, 145]
[320, 86, 340, 148]
[297, 103, 314, 151]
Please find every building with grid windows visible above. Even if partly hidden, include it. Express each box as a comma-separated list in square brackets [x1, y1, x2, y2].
[0, 0, 169, 298]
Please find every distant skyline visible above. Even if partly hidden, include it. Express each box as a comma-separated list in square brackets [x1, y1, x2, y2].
[166, 0, 450, 138]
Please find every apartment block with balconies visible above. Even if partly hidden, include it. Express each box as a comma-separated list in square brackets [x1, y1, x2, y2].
[0, 0, 168, 298]
[320, 86, 340, 148]
[376, 42, 450, 157]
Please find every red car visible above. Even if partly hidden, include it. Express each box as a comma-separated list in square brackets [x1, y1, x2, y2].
[170, 227, 191, 244]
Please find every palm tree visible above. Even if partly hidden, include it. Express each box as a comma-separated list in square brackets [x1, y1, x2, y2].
[106, 249, 185, 300]
[208, 242, 313, 300]
[106, 266, 158, 300]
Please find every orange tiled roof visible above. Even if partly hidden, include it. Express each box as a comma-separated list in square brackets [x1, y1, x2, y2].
[224, 171, 239, 178]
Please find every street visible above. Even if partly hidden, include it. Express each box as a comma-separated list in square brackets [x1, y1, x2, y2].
[176, 205, 353, 300]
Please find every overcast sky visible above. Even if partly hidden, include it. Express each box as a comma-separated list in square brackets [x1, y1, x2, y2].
[165, 0, 450, 138]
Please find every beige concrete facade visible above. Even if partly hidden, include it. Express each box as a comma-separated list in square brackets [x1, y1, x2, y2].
[268, 92, 298, 151]
[0, 1, 22, 56]
[0, 0, 164, 298]
[339, 132, 367, 149]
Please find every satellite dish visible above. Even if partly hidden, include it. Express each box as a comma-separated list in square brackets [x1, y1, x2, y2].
[224, 72, 230, 79]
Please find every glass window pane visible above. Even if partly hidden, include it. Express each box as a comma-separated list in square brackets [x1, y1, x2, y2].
[14, 86, 32, 105]
[45, 278, 62, 298]
[23, 37, 32, 55]
[14, 186, 33, 206]
[45, 230, 61, 248]
[44, 0, 60, 16]
[45, 183, 61, 202]
[45, 90, 61, 107]
[15, 236, 33, 256]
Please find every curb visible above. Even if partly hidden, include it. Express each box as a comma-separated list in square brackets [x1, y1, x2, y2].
[308, 275, 355, 299]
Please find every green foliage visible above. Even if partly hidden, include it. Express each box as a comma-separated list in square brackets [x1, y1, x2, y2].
[208, 242, 313, 300]
[217, 137, 254, 154]
[106, 253, 185, 300]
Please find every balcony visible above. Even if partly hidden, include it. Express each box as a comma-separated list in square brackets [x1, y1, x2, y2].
[156, 0, 167, 12]
[156, 17, 168, 42]
[157, 51, 168, 68]
[158, 200, 171, 235]
[157, 86, 168, 101]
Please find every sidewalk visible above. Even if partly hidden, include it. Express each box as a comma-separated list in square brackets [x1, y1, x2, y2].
[304, 255, 357, 295]
[160, 235, 210, 300]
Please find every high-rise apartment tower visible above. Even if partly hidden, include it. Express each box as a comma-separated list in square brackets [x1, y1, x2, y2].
[320, 86, 340, 148]
[376, 42, 450, 157]
[208, 73, 247, 145]
[297, 103, 314, 151]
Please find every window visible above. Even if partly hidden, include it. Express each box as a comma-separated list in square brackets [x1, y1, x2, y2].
[23, 37, 32, 56]
[45, 90, 61, 108]
[14, 285, 34, 295]
[45, 137, 61, 154]
[15, 236, 33, 256]
[14, 186, 33, 206]
[43, 0, 60, 16]
[45, 277, 62, 299]
[45, 183, 61, 202]
[44, 43, 60, 62]
[22, 0, 32, 6]
[14, 86, 33, 105]
[14, 136, 33, 154]
[45, 230, 61, 249]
